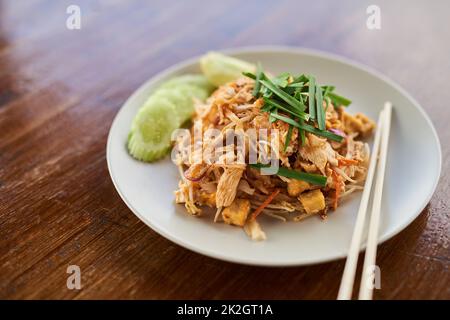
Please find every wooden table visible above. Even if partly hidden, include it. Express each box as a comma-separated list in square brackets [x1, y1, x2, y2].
[0, 0, 448, 300]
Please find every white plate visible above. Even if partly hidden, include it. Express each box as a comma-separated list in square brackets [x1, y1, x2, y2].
[107, 47, 441, 266]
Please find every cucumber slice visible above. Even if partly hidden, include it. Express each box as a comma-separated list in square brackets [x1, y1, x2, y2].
[200, 52, 255, 86]
[127, 98, 180, 162]
[127, 74, 215, 163]
[151, 85, 208, 124]
[160, 74, 214, 92]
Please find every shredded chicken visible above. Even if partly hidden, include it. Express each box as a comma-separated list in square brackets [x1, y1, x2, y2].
[299, 134, 337, 174]
[216, 166, 245, 208]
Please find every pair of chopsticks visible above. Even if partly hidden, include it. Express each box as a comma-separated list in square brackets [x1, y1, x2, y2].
[337, 101, 393, 300]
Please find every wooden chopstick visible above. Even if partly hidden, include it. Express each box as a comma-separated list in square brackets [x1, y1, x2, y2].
[337, 108, 385, 300]
[358, 102, 392, 300]
[337, 102, 392, 300]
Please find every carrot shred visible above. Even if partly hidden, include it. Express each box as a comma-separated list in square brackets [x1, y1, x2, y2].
[338, 158, 359, 167]
[332, 170, 341, 210]
[250, 189, 280, 220]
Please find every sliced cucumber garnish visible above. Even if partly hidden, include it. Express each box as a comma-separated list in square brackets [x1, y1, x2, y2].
[127, 74, 214, 163]
[128, 98, 181, 162]
[152, 85, 208, 124]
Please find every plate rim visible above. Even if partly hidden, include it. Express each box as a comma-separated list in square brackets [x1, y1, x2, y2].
[106, 46, 442, 266]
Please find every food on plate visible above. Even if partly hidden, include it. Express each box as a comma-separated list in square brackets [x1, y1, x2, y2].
[128, 52, 375, 240]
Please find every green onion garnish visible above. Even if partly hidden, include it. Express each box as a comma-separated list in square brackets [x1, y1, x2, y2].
[262, 86, 272, 98]
[277, 167, 327, 186]
[263, 97, 309, 121]
[293, 74, 309, 84]
[247, 68, 350, 143]
[287, 82, 304, 88]
[298, 119, 306, 145]
[284, 124, 294, 152]
[272, 72, 290, 88]
[327, 92, 351, 107]
[252, 63, 263, 97]
[297, 94, 306, 146]
[322, 85, 335, 96]
[242, 71, 256, 79]
[259, 79, 306, 113]
[269, 113, 343, 142]
[300, 122, 343, 142]
[250, 163, 327, 186]
[308, 76, 316, 120]
[261, 103, 272, 112]
[268, 112, 299, 127]
[269, 108, 278, 123]
[316, 81, 325, 130]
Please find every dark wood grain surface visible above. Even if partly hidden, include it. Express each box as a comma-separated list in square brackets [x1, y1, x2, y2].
[0, 0, 449, 300]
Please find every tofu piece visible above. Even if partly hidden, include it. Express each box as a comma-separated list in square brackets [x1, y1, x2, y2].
[287, 180, 310, 197]
[198, 192, 216, 207]
[299, 189, 325, 214]
[299, 161, 318, 173]
[222, 199, 251, 227]
[342, 112, 375, 137]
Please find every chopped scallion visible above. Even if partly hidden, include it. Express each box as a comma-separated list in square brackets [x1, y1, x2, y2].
[284, 124, 294, 152]
[327, 92, 351, 107]
[269, 113, 343, 142]
[242, 72, 256, 79]
[269, 108, 278, 123]
[250, 163, 327, 186]
[252, 63, 263, 97]
[308, 76, 316, 120]
[260, 79, 306, 113]
[263, 98, 309, 121]
[316, 81, 325, 130]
